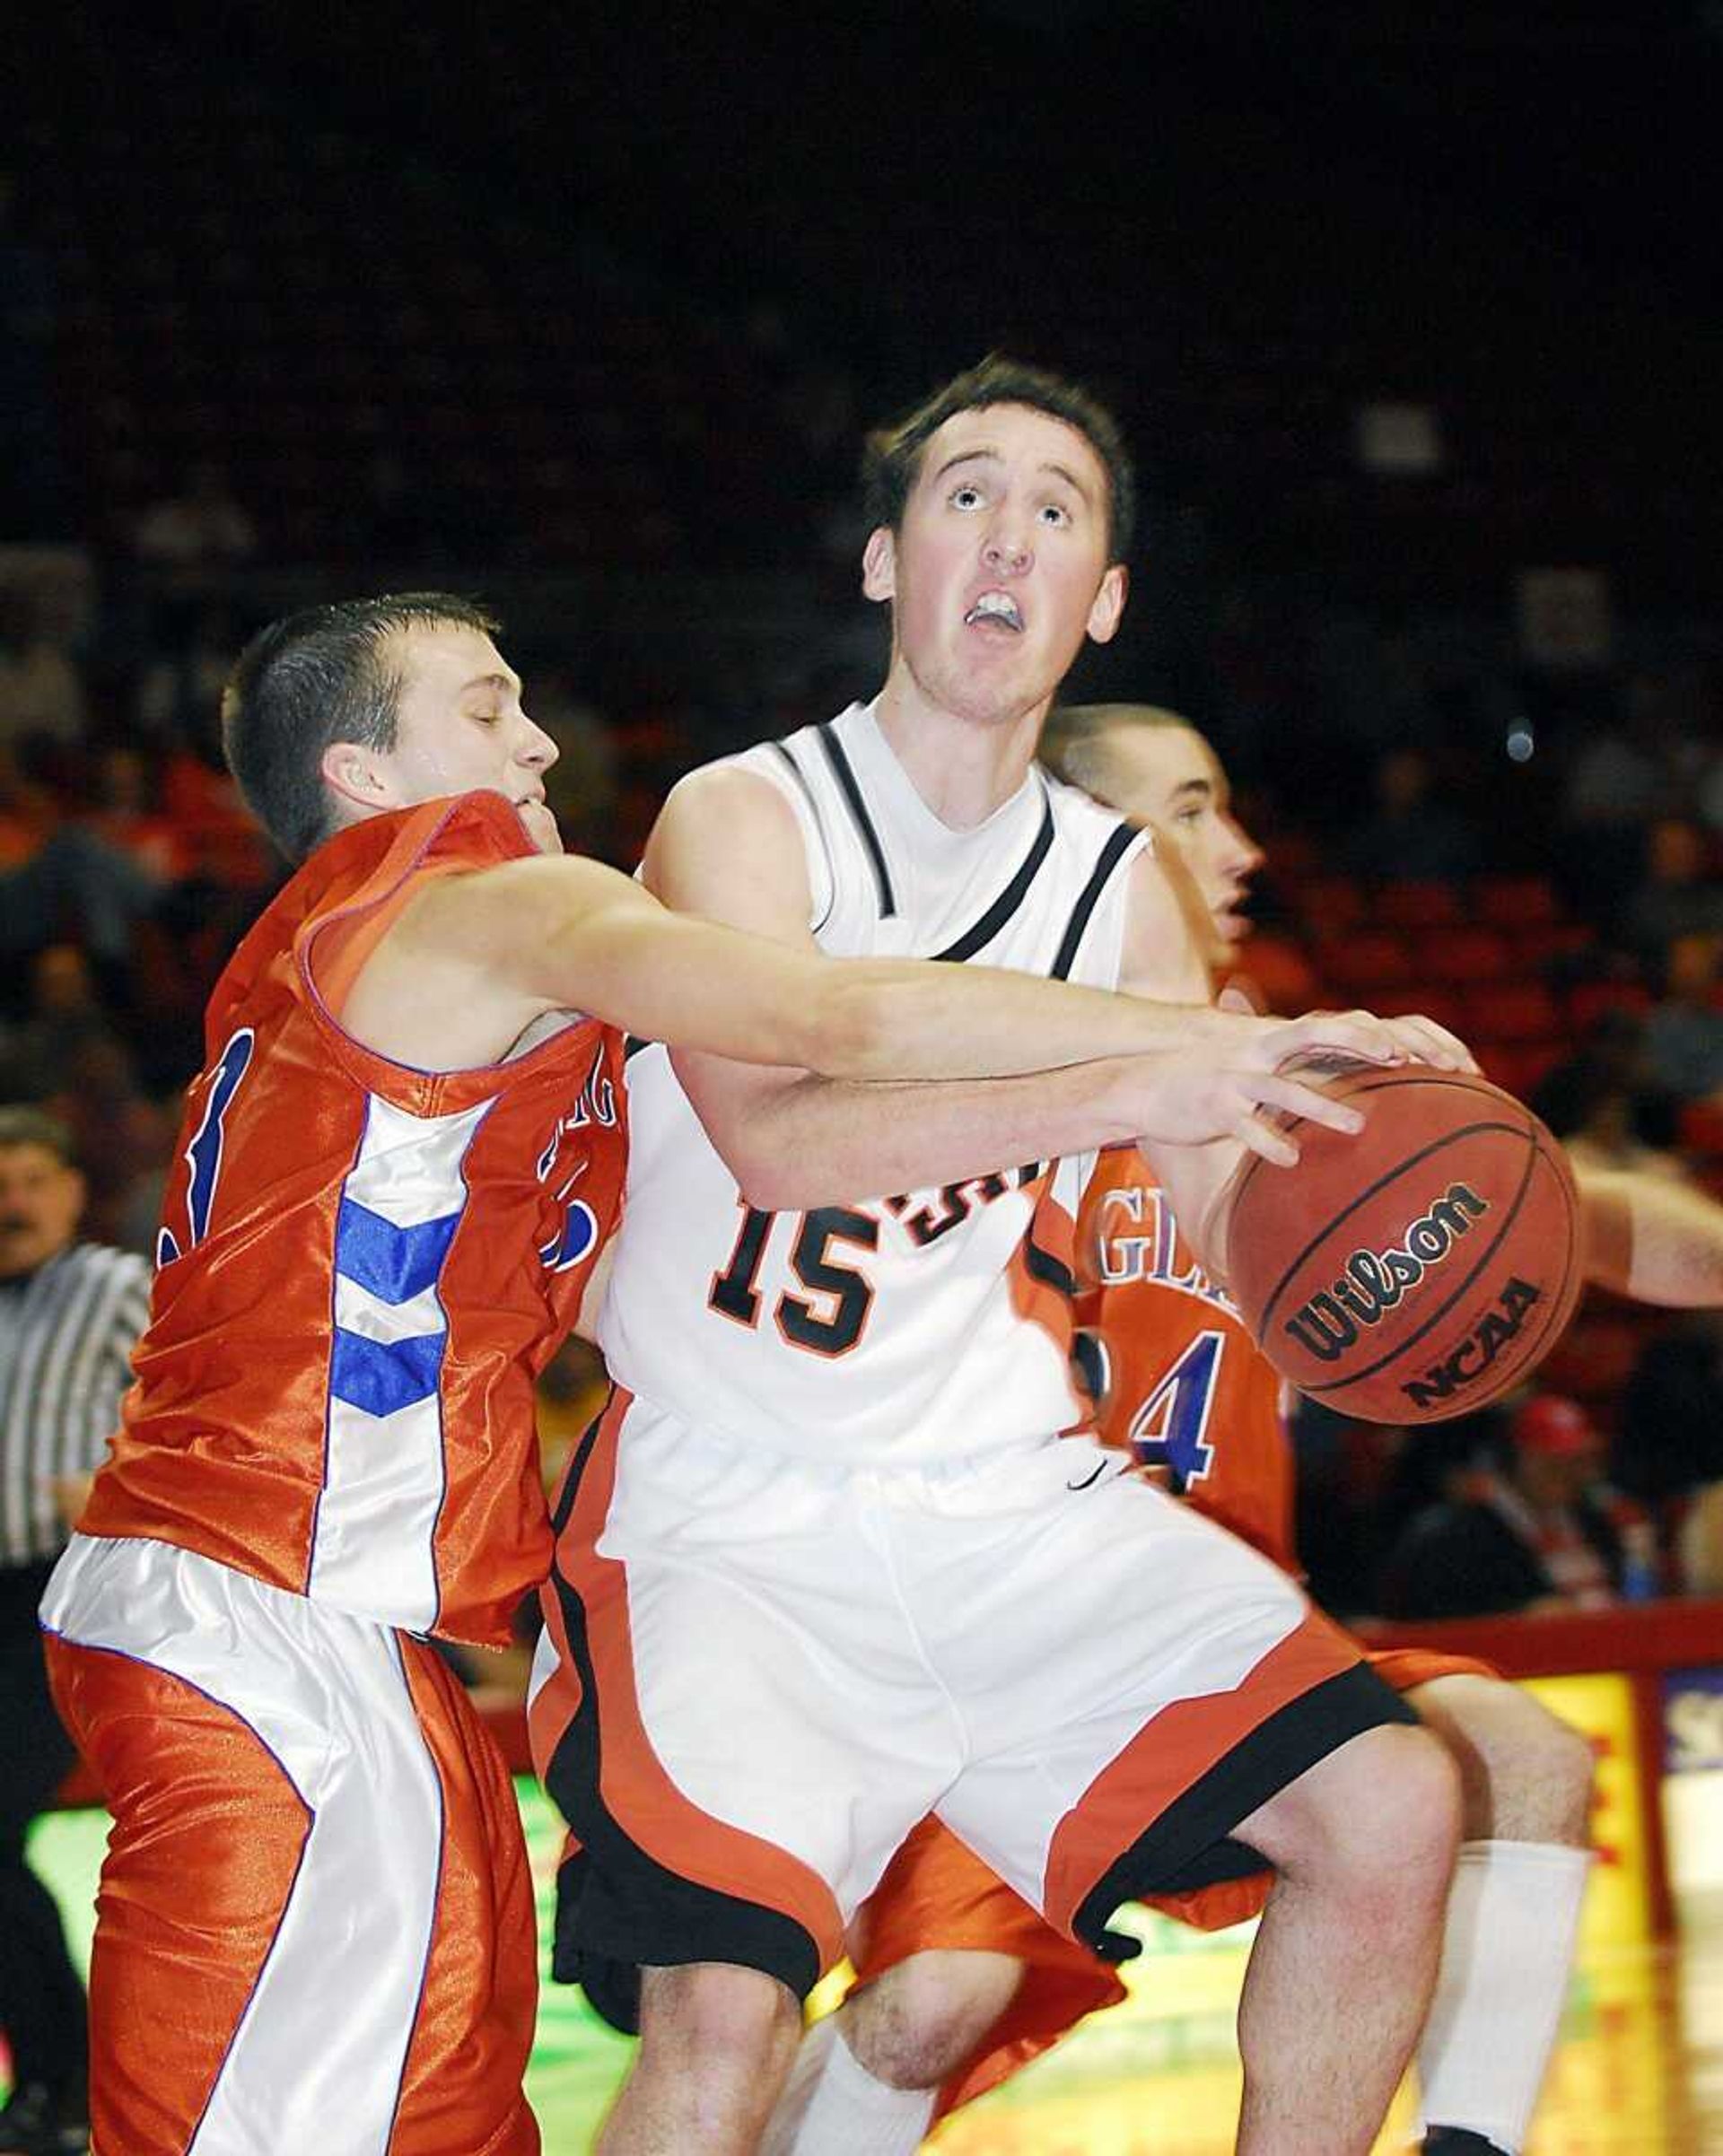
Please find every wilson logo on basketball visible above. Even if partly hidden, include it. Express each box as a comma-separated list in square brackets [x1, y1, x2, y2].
[1281, 1183, 1488, 1363]
[1401, 1276, 1543, 1411]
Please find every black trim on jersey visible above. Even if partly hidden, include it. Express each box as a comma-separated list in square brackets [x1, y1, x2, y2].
[1050, 820, 1139, 981]
[1071, 1662, 1417, 1958]
[815, 722, 897, 919]
[932, 782, 1057, 962]
[539, 1408, 822, 2015]
[622, 1034, 655, 1062]
[770, 739, 838, 936]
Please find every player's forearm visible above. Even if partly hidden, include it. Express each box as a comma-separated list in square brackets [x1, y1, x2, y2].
[827, 960, 1219, 1081]
[702, 1060, 1150, 1210]
[1579, 1166, 1723, 1306]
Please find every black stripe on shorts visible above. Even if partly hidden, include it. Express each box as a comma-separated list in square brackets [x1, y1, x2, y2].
[539, 1559, 822, 2018]
[1071, 1661, 1419, 1958]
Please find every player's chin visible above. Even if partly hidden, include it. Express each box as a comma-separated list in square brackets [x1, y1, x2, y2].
[519, 800, 564, 854]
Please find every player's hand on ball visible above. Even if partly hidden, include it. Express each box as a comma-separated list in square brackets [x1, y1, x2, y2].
[1262, 1007, 1476, 1078]
[1131, 1050, 1366, 1165]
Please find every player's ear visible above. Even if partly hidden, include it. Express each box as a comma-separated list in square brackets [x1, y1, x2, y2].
[861, 526, 897, 605]
[1086, 563, 1129, 645]
[321, 739, 397, 813]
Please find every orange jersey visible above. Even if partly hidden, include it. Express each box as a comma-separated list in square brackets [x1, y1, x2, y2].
[82, 792, 625, 1645]
[1077, 1145, 1295, 1569]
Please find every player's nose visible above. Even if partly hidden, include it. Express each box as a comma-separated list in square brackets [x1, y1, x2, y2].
[519, 716, 559, 771]
[981, 513, 1033, 576]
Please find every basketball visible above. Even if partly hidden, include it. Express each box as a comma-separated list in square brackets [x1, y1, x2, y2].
[1224, 1064, 1582, 1424]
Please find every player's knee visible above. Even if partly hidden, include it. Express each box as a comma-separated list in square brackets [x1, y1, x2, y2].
[1255, 1723, 1461, 1907]
[1413, 1676, 1596, 1844]
[638, 1961, 802, 2077]
[847, 1951, 1026, 2091]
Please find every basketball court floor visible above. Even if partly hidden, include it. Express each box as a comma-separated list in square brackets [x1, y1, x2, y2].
[26, 1790, 1723, 2152]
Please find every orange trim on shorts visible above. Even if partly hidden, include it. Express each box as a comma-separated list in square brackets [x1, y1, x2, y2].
[1043, 1606, 1361, 1940]
[546, 1385, 845, 1975]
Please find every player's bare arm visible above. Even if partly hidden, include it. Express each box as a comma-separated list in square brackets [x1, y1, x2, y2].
[335, 781, 1337, 1085]
[651, 768, 1453, 1209]
[1577, 1162, 1723, 1306]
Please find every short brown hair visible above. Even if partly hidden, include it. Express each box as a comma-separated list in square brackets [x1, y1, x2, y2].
[0, 1106, 78, 1165]
[862, 355, 1136, 563]
[222, 592, 501, 864]
[1039, 703, 1194, 800]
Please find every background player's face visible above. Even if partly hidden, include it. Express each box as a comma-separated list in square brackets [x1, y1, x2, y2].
[0, 1142, 84, 1279]
[862, 402, 1127, 728]
[1100, 722, 1263, 947]
[366, 624, 562, 853]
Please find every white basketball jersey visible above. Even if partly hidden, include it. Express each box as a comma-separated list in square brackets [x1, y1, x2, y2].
[600, 700, 1150, 1467]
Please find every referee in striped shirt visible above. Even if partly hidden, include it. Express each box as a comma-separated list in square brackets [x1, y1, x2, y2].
[0, 1108, 149, 2156]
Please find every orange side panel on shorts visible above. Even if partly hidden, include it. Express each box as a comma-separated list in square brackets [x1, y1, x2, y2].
[851, 1815, 1125, 2125]
[1041, 1606, 1361, 1941]
[546, 1387, 846, 1974]
[44, 1635, 312, 2156]
[1365, 1645, 1500, 1692]
[389, 1640, 539, 2156]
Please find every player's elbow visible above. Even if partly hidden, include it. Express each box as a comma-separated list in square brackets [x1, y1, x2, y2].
[792, 969, 896, 1080]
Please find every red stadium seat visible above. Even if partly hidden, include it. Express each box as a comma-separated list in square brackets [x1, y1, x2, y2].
[1297, 876, 1368, 931]
[1375, 880, 1467, 930]
[1474, 1040, 1567, 1100]
[1462, 982, 1564, 1042]
[1474, 875, 1562, 929]
[1423, 925, 1515, 984]
[1567, 980, 1654, 1031]
[1311, 928, 1416, 995]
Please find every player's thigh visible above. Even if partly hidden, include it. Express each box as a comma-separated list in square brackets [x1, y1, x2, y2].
[537, 1401, 958, 1996]
[45, 1537, 530, 2156]
[936, 1462, 1408, 1948]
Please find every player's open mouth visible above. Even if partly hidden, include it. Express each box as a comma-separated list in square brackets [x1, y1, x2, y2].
[964, 591, 1023, 633]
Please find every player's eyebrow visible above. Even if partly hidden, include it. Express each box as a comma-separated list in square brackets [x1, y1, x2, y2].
[1040, 460, 1095, 506]
[931, 447, 1004, 485]
[460, 670, 522, 701]
[1169, 778, 1212, 804]
[931, 449, 1097, 511]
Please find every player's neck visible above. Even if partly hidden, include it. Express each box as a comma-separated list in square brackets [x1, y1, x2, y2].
[872, 668, 1045, 832]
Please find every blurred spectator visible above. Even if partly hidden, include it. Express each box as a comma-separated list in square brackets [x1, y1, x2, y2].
[1343, 745, 1481, 883]
[0, 825, 162, 977]
[0, 947, 130, 1104]
[1643, 935, 1723, 1104]
[76, 746, 188, 886]
[1614, 1313, 1723, 1517]
[1534, 1009, 1681, 1165]
[132, 459, 257, 580]
[1561, 674, 1676, 830]
[1379, 1393, 1625, 1619]
[0, 587, 83, 756]
[135, 602, 243, 751]
[1621, 819, 1723, 965]
[0, 1106, 152, 2156]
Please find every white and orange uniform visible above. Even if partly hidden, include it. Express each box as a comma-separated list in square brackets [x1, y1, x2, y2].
[530, 703, 1409, 2016]
[853, 1145, 1493, 2125]
[41, 792, 625, 2156]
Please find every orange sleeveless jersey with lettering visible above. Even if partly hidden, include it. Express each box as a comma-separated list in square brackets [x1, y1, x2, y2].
[1076, 1145, 1294, 1569]
[81, 791, 625, 1645]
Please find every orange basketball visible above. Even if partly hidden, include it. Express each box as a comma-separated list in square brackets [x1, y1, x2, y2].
[1224, 1064, 1582, 1423]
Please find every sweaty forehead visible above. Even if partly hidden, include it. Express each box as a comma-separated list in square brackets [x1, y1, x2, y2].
[919, 402, 1109, 493]
[393, 623, 512, 694]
